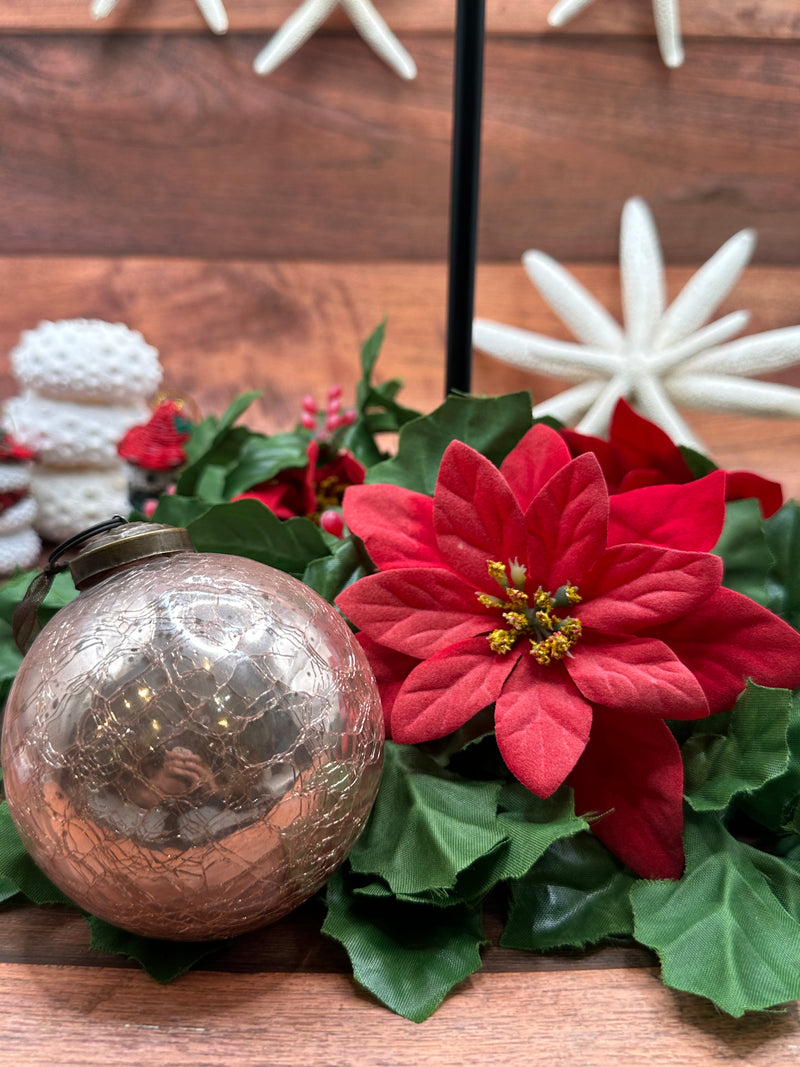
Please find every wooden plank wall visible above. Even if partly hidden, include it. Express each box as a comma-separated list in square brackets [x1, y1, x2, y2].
[0, 1, 797, 492]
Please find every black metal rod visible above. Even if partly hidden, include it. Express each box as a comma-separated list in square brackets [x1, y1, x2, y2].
[445, 0, 486, 396]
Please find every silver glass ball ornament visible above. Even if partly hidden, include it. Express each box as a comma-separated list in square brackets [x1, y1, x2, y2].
[1, 523, 384, 939]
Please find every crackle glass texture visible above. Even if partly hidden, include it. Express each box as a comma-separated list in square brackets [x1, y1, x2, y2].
[1, 552, 384, 940]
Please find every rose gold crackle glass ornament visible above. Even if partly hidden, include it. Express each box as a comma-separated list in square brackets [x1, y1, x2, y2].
[1, 523, 384, 939]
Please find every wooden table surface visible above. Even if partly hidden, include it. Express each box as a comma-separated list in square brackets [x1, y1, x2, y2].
[1, 311, 799, 1065]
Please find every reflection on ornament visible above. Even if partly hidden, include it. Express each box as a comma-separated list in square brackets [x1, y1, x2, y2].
[2, 524, 383, 940]
[547, 0, 683, 69]
[253, 0, 417, 80]
[473, 197, 800, 451]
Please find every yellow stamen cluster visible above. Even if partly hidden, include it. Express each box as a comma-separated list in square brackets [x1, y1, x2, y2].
[478, 561, 582, 664]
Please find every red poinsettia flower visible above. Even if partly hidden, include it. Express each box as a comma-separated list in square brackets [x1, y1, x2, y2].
[236, 440, 365, 535]
[562, 399, 783, 518]
[336, 424, 800, 880]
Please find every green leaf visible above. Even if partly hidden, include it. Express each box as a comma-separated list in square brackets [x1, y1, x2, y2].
[738, 689, 800, 833]
[678, 445, 718, 479]
[0, 876, 19, 904]
[0, 569, 78, 627]
[194, 464, 229, 503]
[631, 807, 800, 1016]
[223, 432, 310, 498]
[348, 742, 505, 896]
[682, 681, 793, 812]
[322, 868, 485, 1022]
[0, 622, 22, 704]
[366, 393, 533, 495]
[302, 535, 372, 602]
[765, 503, 800, 629]
[358, 321, 386, 384]
[0, 802, 73, 906]
[501, 831, 636, 951]
[186, 500, 330, 577]
[85, 915, 229, 983]
[150, 494, 213, 528]
[183, 391, 261, 466]
[713, 499, 773, 606]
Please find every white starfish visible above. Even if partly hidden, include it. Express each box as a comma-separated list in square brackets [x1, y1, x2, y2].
[253, 0, 417, 79]
[548, 0, 683, 69]
[90, 0, 229, 34]
[472, 197, 800, 451]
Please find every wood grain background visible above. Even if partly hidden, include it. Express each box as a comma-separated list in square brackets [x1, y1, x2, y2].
[0, 5, 799, 1061]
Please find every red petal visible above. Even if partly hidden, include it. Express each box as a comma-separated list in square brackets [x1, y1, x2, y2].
[646, 587, 800, 713]
[494, 656, 592, 797]
[342, 483, 441, 570]
[608, 471, 726, 551]
[568, 708, 686, 879]
[724, 470, 783, 519]
[434, 441, 528, 592]
[609, 398, 691, 484]
[524, 453, 609, 589]
[565, 633, 710, 720]
[335, 567, 484, 658]
[561, 427, 624, 491]
[499, 423, 572, 513]
[391, 637, 516, 743]
[579, 543, 722, 632]
[355, 634, 419, 737]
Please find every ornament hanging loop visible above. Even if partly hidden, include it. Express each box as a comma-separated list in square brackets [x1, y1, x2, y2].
[12, 515, 128, 654]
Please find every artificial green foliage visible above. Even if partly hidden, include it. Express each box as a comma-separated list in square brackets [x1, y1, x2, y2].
[632, 807, 800, 1016]
[682, 681, 793, 812]
[85, 915, 229, 983]
[339, 322, 421, 467]
[712, 499, 773, 607]
[738, 689, 800, 833]
[365, 392, 534, 495]
[502, 831, 636, 951]
[678, 445, 719, 479]
[0, 803, 71, 906]
[183, 500, 331, 578]
[322, 868, 485, 1022]
[765, 502, 800, 630]
[347, 742, 506, 897]
[301, 535, 374, 602]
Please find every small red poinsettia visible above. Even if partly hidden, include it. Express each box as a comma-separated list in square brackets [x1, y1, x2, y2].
[237, 440, 365, 535]
[563, 399, 783, 518]
[336, 424, 800, 880]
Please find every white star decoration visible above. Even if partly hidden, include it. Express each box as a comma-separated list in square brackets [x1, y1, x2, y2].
[253, 0, 417, 79]
[91, 0, 229, 34]
[472, 197, 800, 451]
[90, 0, 416, 79]
[548, 0, 684, 69]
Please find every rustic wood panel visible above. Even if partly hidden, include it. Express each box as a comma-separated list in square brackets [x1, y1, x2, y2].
[0, 36, 797, 262]
[0, 961, 797, 1066]
[0, 257, 797, 498]
[0, 0, 798, 37]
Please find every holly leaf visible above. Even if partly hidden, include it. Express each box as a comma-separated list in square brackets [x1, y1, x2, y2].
[0, 802, 72, 906]
[182, 391, 261, 467]
[322, 868, 485, 1022]
[713, 498, 773, 607]
[501, 831, 636, 951]
[682, 681, 792, 812]
[84, 915, 229, 983]
[186, 500, 330, 577]
[366, 393, 533, 495]
[347, 742, 506, 896]
[631, 807, 800, 1016]
[765, 502, 800, 629]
